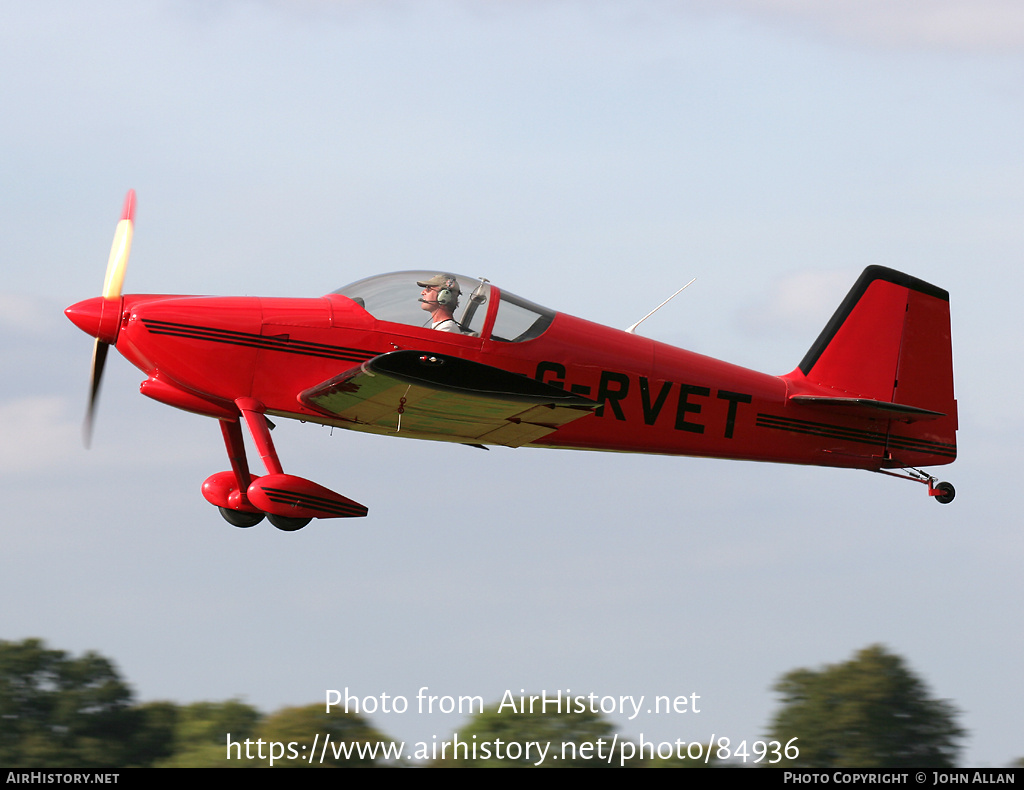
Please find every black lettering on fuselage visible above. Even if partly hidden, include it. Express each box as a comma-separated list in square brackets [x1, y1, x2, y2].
[534, 361, 752, 438]
[675, 383, 710, 433]
[717, 390, 753, 439]
[596, 371, 630, 420]
[535, 361, 566, 389]
[639, 377, 673, 426]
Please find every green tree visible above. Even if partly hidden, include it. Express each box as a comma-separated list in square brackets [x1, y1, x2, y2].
[254, 703, 393, 767]
[435, 704, 642, 768]
[0, 638, 135, 767]
[124, 701, 178, 766]
[154, 699, 261, 767]
[767, 644, 965, 768]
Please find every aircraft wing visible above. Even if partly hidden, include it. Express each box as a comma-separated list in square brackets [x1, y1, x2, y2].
[299, 350, 597, 447]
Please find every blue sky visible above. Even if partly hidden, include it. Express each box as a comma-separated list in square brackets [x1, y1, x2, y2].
[2, 0, 1022, 766]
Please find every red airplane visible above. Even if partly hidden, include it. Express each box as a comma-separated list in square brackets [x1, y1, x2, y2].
[66, 191, 957, 530]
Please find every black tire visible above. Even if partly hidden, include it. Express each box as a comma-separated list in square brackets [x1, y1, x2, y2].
[219, 507, 265, 528]
[267, 513, 312, 531]
[934, 482, 955, 504]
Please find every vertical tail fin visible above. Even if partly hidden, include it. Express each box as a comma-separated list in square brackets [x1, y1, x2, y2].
[786, 266, 957, 466]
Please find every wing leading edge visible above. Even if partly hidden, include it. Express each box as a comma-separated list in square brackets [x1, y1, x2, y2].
[299, 350, 596, 447]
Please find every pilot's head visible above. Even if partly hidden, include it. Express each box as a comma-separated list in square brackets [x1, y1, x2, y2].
[417, 274, 461, 313]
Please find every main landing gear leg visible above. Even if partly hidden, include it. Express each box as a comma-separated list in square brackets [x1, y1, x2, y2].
[236, 398, 312, 531]
[206, 399, 367, 528]
[221, 418, 254, 494]
[236, 398, 283, 475]
[208, 402, 360, 528]
[877, 466, 956, 504]
[208, 418, 265, 527]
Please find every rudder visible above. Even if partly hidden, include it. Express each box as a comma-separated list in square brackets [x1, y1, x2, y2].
[787, 266, 957, 466]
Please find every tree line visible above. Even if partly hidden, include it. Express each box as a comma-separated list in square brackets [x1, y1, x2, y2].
[1, 638, 968, 767]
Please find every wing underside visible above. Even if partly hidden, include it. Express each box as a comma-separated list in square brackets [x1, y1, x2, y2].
[299, 350, 596, 447]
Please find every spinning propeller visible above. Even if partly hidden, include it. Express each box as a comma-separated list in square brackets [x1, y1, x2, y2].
[74, 190, 135, 446]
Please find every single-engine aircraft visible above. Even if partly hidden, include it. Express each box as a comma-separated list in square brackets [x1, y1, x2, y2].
[66, 192, 957, 531]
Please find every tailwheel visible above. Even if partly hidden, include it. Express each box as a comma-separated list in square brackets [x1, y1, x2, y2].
[933, 481, 955, 505]
[267, 513, 312, 532]
[219, 507, 265, 528]
[876, 464, 957, 504]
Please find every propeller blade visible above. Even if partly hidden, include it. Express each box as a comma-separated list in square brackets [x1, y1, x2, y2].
[83, 189, 135, 447]
[102, 189, 135, 300]
[84, 338, 109, 447]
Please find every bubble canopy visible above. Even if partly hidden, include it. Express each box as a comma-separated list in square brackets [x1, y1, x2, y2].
[333, 271, 554, 343]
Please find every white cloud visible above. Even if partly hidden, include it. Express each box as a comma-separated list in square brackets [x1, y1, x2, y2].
[722, 0, 1024, 52]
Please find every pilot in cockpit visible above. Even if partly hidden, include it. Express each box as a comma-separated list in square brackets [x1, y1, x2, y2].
[417, 274, 470, 333]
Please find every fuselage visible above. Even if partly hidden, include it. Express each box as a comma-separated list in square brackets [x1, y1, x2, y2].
[66, 284, 953, 472]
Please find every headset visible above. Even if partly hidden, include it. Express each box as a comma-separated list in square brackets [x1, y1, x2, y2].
[435, 277, 457, 308]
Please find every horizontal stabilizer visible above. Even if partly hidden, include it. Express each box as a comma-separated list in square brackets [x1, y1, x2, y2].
[789, 396, 945, 422]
